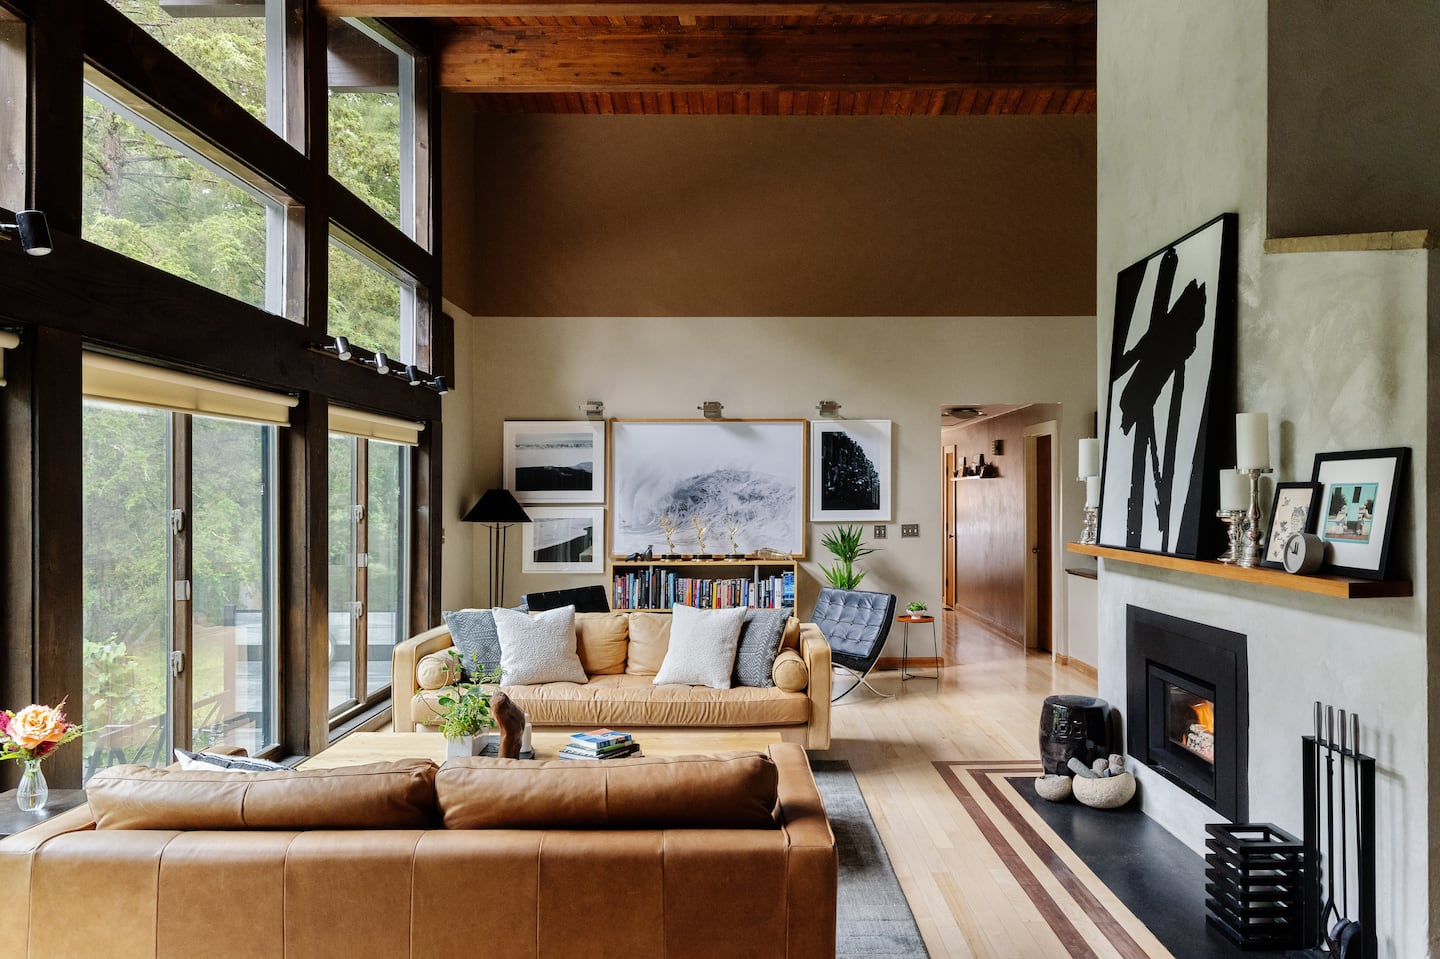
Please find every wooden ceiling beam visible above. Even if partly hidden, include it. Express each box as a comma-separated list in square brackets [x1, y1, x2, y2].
[315, 0, 1091, 18]
[438, 22, 1094, 92]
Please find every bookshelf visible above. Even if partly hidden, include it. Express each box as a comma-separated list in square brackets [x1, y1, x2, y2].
[611, 558, 799, 612]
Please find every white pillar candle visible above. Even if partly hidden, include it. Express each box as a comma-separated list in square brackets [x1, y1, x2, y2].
[1078, 438, 1101, 479]
[1235, 413, 1270, 470]
[1219, 468, 1249, 511]
[1085, 475, 1101, 508]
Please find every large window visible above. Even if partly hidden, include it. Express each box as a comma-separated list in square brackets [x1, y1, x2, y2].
[328, 418, 413, 725]
[329, 233, 416, 361]
[81, 80, 289, 314]
[0, 10, 24, 211]
[328, 19, 409, 235]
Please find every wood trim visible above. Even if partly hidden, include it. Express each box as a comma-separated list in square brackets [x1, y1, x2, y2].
[1263, 230, 1434, 254]
[31, 327, 84, 788]
[1054, 654, 1096, 679]
[0, 329, 35, 791]
[170, 414, 194, 753]
[412, 421, 443, 636]
[1066, 542, 1413, 599]
[281, 393, 332, 756]
[319, 1, 1093, 17]
[438, 21, 1096, 93]
[30, 0, 83, 234]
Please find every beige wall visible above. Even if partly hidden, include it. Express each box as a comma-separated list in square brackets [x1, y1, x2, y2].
[456, 115, 1096, 318]
[458, 315, 1094, 659]
[1100, 4, 1434, 953]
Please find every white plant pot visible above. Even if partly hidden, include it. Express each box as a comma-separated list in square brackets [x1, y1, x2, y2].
[445, 731, 499, 759]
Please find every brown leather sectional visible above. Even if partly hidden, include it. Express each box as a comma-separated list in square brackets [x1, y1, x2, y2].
[0, 744, 837, 959]
[394, 611, 833, 749]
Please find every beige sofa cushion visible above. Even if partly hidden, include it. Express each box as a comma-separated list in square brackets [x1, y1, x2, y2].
[500, 674, 810, 728]
[436, 751, 778, 829]
[574, 611, 629, 675]
[416, 651, 460, 690]
[87, 759, 438, 830]
[624, 612, 673, 676]
[781, 616, 801, 650]
[771, 648, 808, 692]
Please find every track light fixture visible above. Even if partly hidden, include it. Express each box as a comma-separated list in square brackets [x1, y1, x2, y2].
[405, 364, 423, 386]
[317, 335, 353, 361]
[699, 400, 724, 419]
[0, 210, 52, 256]
[361, 350, 391, 375]
[431, 375, 449, 395]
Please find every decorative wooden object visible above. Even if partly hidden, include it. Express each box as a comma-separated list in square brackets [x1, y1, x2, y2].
[490, 691, 527, 760]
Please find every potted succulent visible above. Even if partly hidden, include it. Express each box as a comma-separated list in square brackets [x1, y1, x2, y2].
[432, 650, 504, 758]
[904, 600, 928, 617]
[819, 525, 877, 590]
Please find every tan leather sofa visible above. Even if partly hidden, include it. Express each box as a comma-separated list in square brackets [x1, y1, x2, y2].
[393, 611, 832, 749]
[0, 744, 836, 959]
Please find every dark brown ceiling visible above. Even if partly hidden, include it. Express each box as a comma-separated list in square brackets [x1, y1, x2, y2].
[316, 1, 1097, 115]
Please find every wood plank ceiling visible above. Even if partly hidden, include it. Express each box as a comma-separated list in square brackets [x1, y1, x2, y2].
[316, 1, 1097, 116]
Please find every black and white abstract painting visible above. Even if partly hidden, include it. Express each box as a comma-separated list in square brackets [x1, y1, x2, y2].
[1098, 213, 1236, 558]
[810, 419, 892, 521]
[503, 421, 605, 504]
[521, 507, 604, 573]
[611, 420, 806, 557]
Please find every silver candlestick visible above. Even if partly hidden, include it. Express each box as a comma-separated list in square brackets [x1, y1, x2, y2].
[1215, 509, 1245, 564]
[1079, 506, 1098, 545]
[1236, 467, 1272, 568]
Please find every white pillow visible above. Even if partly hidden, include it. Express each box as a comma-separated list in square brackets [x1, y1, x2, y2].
[653, 605, 748, 689]
[492, 605, 588, 685]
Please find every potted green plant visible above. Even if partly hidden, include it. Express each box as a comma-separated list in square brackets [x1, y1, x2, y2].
[905, 600, 928, 616]
[819, 524, 877, 590]
[431, 649, 504, 758]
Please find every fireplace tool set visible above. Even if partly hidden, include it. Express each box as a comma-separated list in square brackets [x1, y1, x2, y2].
[1303, 702, 1376, 958]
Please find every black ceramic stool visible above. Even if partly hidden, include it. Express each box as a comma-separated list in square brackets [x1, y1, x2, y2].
[1039, 694, 1112, 775]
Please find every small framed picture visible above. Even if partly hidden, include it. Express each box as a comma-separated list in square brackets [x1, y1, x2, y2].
[521, 507, 605, 574]
[1311, 448, 1409, 580]
[503, 421, 606, 504]
[1261, 482, 1322, 570]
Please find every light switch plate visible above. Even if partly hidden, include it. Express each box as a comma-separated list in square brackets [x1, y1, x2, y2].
[901, 524, 920, 538]
[874, 525, 887, 539]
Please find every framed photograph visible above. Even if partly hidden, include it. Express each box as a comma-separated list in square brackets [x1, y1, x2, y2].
[810, 419, 892, 521]
[503, 421, 605, 504]
[1311, 448, 1408, 580]
[611, 419, 806, 557]
[1260, 482, 1322, 570]
[521, 507, 605, 573]
[1098, 213, 1237, 559]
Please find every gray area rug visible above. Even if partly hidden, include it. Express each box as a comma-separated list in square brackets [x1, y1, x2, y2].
[812, 759, 931, 959]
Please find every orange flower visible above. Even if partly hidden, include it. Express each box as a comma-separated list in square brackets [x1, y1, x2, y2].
[6, 703, 71, 750]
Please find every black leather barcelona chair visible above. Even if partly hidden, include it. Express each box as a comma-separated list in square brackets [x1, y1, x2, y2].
[810, 587, 897, 703]
[522, 584, 611, 613]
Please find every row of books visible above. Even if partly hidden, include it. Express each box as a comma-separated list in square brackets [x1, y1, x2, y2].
[557, 728, 642, 761]
[613, 570, 795, 610]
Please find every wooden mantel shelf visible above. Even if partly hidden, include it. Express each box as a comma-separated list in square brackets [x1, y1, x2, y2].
[1066, 542, 1412, 600]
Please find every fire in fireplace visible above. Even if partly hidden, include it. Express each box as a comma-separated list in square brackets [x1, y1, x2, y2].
[1126, 606, 1248, 822]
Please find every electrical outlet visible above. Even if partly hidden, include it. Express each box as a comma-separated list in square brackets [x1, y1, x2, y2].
[873, 525, 887, 539]
[901, 524, 920, 538]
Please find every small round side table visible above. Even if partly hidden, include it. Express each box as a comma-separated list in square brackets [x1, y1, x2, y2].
[896, 614, 938, 681]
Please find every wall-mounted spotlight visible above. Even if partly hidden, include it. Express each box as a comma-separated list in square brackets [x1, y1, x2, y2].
[431, 375, 449, 395]
[404, 364, 423, 386]
[579, 400, 604, 420]
[362, 350, 391, 375]
[698, 401, 724, 419]
[0, 210, 53, 256]
[816, 400, 842, 418]
[317, 335, 353, 361]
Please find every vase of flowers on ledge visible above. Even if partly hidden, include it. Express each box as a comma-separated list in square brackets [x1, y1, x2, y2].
[0, 700, 84, 812]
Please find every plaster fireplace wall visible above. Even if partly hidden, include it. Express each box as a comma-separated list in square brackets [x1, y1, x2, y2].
[1097, 4, 1435, 957]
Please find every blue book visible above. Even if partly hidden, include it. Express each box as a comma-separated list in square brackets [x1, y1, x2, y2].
[570, 728, 633, 749]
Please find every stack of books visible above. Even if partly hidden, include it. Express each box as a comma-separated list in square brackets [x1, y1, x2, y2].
[557, 728, 642, 761]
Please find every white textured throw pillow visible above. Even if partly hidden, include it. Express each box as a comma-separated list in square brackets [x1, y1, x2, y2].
[492, 605, 588, 685]
[653, 604, 748, 688]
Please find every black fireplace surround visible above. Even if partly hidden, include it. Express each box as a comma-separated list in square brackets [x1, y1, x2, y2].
[1125, 605, 1248, 822]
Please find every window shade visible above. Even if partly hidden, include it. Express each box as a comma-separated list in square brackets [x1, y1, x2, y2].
[328, 406, 424, 446]
[82, 353, 297, 426]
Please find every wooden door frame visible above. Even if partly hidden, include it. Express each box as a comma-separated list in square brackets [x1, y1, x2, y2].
[1023, 420, 1062, 653]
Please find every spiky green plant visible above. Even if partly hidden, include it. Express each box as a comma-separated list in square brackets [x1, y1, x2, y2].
[819, 524, 877, 590]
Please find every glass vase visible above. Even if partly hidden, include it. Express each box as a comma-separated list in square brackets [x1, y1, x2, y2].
[17, 758, 48, 813]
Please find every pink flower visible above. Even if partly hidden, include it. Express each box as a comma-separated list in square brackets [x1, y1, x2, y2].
[7, 704, 72, 750]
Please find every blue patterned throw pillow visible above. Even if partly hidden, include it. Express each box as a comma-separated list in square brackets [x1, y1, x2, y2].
[732, 607, 792, 688]
[442, 608, 502, 680]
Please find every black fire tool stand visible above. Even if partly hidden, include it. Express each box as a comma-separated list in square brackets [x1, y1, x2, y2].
[1302, 727, 1376, 958]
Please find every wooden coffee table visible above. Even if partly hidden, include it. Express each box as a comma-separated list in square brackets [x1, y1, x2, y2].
[301, 730, 784, 770]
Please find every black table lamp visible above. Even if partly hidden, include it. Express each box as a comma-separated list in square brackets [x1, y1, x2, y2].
[462, 489, 531, 608]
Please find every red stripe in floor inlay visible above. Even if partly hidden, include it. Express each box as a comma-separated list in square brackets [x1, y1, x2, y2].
[967, 766, 1153, 959]
[933, 761, 1100, 959]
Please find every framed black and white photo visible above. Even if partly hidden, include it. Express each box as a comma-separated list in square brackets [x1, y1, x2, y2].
[503, 421, 605, 504]
[1261, 482, 1322, 570]
[810, 419, 892, 521]
[1098, 212, 1237, 559]
[1311, 448, 1408, 580]
[521, 507, 605, 573]
[611, 419, 806, 557]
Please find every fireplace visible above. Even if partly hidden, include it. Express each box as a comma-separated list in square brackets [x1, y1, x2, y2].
[1126, 606, 1248, 822]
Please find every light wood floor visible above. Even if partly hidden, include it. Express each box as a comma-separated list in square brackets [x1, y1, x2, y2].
[812, 613, 1173, 959]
